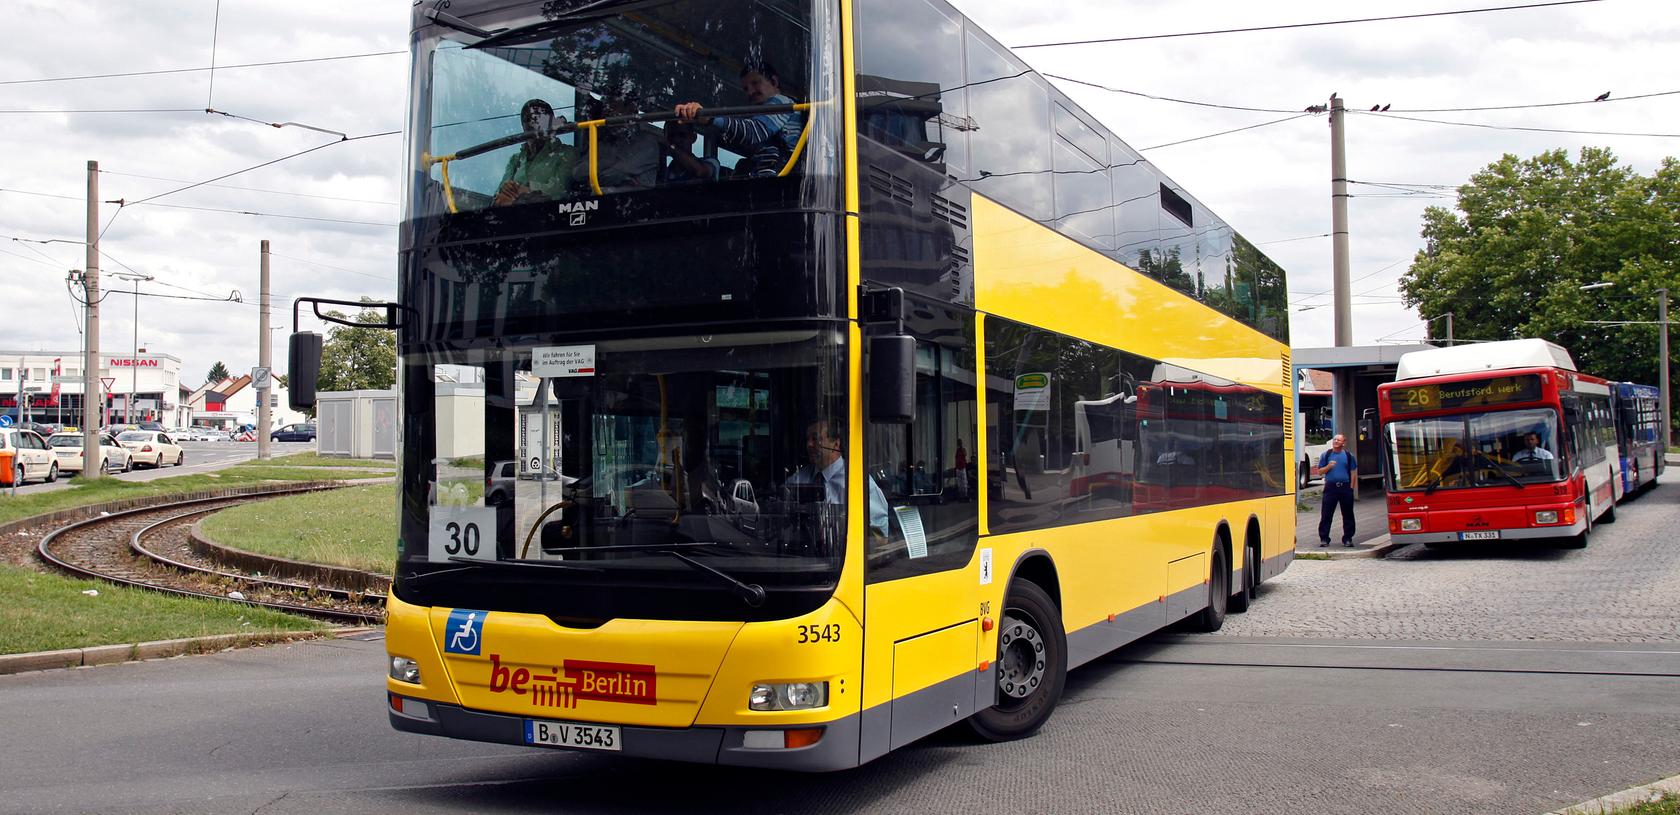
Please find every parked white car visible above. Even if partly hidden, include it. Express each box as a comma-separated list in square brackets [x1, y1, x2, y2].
[48, 432, 134, 474]
[115, 430, 184, 468]
[1, 427, 59, 484]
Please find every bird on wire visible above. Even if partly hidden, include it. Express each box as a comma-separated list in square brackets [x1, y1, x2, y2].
[1595, 91, 1612, 101]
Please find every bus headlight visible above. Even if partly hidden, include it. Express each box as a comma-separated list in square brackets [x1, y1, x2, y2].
[1535, 510, 1559, 525]
[1400, 518, 1422, 531]
[390, 656, 422, 685]
[749, 681, 828, 711]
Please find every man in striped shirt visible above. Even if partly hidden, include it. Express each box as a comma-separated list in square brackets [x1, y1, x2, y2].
[673, 61, 802, 178]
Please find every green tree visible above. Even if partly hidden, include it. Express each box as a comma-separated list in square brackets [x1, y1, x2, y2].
[205, 360, 230, 384]
[1399, 147, 1680, 429]
[316, 299, 397, 393]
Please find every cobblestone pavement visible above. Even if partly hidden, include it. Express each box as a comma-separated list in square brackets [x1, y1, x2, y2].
[1224, 476, 1680, 642]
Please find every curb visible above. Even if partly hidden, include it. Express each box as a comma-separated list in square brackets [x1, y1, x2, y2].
[1295, 534, 1398, 560]
[1548, 772, 1680, 814]
[0, 630, 336, 676]
[188, 520, 391, 595]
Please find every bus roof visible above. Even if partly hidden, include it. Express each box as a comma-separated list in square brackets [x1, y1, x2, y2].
[1395, 339, 1576, 381]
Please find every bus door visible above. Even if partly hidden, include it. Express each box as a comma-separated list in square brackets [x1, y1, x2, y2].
[859, 319, 984, 759]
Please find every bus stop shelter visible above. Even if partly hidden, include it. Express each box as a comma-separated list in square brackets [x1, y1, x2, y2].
[1292, 343, 1435, 492]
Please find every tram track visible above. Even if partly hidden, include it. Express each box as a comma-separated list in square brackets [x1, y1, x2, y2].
[35, 489, 386, 625]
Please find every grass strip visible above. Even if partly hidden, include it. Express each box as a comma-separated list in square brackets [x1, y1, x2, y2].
[0, 463, 386, 527]
[0, 566, 322, 655]
[251, 452, 394, 470]
[199, 483, 398, 575]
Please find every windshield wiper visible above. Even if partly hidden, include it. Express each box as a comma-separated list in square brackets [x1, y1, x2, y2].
[424, 7, 502, 39]
[1473, 450, 1525, 489]
[1423, 472, 1445, 495]
[537, 541, 720, 554]
[660, 550, 765, 608]
[466, 0, 675, 49]
[402, 558, 604, 585]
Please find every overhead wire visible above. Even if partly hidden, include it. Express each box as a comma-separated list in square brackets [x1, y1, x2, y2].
[1012, 0, 1605, 49]
[1140, 113, 1313, 151]
[0, 50, 405, 86]
[127, 129, 400, 206]
[1352, 110, 1680, 139]
[206, 0, 222, 108]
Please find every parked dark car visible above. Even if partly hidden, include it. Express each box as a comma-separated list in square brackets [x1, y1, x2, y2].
[270, 423, 317, 442]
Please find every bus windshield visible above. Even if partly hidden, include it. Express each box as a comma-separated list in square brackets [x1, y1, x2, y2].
[397, 328, 849, 620]
[1387, 408, 1564, 491]
[416, 0, 837, 217]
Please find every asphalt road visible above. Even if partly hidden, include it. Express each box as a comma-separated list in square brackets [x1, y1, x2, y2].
[2, 477, 1675, 814]
[6, 440, 319, 495]
[2, 635, 1676, 815]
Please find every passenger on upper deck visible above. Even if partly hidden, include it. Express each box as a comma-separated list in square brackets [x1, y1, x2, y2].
[660, 122, 720, 185]
[494, 99, 578, 206]
[576, 85, 662, 193]
[673, 61, 802, 178]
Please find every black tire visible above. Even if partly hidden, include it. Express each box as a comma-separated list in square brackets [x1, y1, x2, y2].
[175, 451, 184, 466]
[968, 580, 1066, 742]
[1189, 544, 1229, 633]
[1599, 500, 1616, 524]
[1229, 540, 1257, 613]
[13, 463, 25, 486]
[1299, 459, 1311, 490]
[46, 463, 58, 483]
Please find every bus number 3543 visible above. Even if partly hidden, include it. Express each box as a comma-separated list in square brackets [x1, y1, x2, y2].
[797, 624, 841, 644]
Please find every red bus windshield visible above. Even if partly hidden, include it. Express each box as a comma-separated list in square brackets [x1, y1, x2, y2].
[1385, 407, 1565, 492]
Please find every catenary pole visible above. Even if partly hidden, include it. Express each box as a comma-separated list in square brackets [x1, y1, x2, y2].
[257, 240, 271, 460]
[82, 161, 102, 479]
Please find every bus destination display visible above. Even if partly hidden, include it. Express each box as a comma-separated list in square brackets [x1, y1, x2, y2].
[1389, 374, 1543, 414]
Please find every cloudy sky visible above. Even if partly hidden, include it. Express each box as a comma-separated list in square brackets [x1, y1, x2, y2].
[2, 0, 1676, 387]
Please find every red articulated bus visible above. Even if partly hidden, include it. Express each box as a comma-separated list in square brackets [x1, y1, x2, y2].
[1378, 339, 1622, 549]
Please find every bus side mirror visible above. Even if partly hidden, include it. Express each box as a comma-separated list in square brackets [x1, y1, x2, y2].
[288, 332, 323, 412]
[869, 335, 915, 424]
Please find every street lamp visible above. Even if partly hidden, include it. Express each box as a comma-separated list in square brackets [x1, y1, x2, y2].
[1579, 282, 1670, 448]
[109, 271, 154, 424]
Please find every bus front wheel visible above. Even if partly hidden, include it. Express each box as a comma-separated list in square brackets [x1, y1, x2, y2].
[969, 580, 1066, 742]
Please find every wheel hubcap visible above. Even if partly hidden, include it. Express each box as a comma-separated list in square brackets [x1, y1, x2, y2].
[997, 614, 1046, 700]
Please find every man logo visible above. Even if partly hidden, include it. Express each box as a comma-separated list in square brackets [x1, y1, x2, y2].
[557, 200, 599, 214]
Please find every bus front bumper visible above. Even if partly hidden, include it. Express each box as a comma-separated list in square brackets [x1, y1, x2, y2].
[388, 697, 863, 771]
[1391, 518, 1587, 545]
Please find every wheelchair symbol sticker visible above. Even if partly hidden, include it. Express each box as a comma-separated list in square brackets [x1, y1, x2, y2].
[445, 609, 486, 655]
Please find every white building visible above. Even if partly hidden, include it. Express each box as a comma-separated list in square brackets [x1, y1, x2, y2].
[1, 349, 189, 428]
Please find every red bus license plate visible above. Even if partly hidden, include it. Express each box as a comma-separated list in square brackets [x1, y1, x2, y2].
[1459, 531, 1500, 541]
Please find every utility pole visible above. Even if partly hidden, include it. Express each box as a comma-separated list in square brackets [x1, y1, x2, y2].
[82, 161, 102, 479]
[1444, 312, 1453, 345]
[1329, 94, 1352, 348]
[1322, 94, 1360, 493]
[257, 240, 272, 461]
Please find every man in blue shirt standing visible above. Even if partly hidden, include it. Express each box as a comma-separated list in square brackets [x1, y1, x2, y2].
[1313, 433, 1359, 547]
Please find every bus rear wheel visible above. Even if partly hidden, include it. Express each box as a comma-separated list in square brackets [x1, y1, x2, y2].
[1229, 539, 1258, 614]
[968, 580, 1065, 742]
[1189, 544, 1228, 632]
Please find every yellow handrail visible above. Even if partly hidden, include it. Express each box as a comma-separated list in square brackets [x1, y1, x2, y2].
[422, 152, 461, 214]
[778, 102, 815, 178]
[585, 121, 603, 196]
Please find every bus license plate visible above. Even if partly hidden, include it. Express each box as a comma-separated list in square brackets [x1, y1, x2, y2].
[525, 719, 621, 752]
[1459, 531, 1500, 541]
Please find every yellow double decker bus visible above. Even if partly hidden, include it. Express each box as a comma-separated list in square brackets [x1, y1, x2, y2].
[330, 0, 1294, 770]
